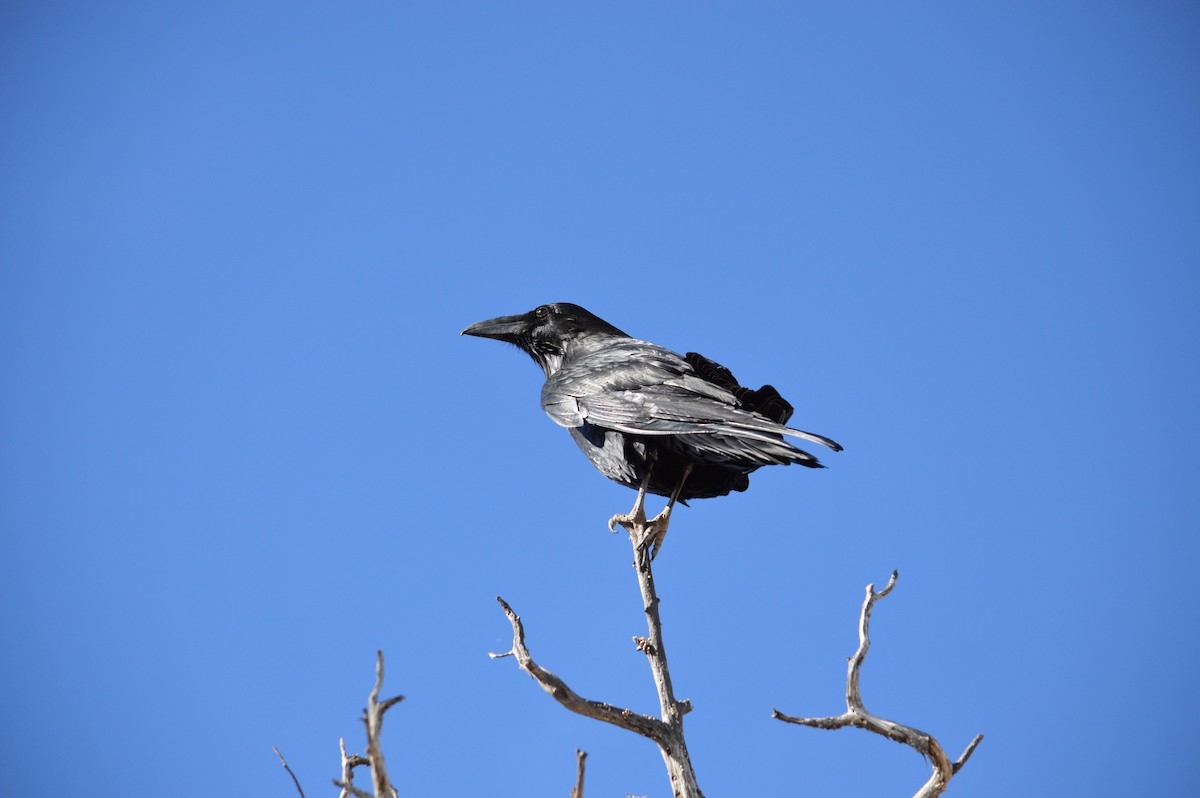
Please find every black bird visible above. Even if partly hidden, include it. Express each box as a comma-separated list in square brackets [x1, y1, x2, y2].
[462, 303, 841, 556]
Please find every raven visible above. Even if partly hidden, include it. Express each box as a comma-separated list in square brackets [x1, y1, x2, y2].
[462, 303, 841, 556]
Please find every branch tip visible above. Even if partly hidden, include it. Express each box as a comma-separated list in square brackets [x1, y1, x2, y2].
[879, 570, 899, 597]
[273, 746, 307, 798]
[953, 734, 984, 773]
[571, 748, 588, 798]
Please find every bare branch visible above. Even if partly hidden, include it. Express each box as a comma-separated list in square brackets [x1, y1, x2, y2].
[335, 737, 373, 798]
[332, 780, 374, 798]
[773, 571, 983, 798]
[490, 596, 670, 743]
[364, 650, 404, 798]
[491, 514, 704, 798]
[629, 533, 691, 727]
[627, 526, 704, 798]
[332, 652, 404, 798]
[570, 749, 587, 798]
[953, 734, 985, 774]
[273, 746, 306, 798]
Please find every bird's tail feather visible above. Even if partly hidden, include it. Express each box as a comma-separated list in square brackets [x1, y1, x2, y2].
[784, 426, 843, 452]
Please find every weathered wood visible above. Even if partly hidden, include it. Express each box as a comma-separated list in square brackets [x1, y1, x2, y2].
[773, 571, 983, 798]
[333, 651, 402, 798]
[570, 749, 587, 798]
[491, 521, 704, 798]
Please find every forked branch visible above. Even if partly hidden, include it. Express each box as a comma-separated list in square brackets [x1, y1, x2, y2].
[772, 571, 983, 797]
[491, 522, 702, 798]
[333, 650, 404, 798]
[490, 595, 670, 741]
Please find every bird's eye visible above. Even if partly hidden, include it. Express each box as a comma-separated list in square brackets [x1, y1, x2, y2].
[534, 305, 551, 321]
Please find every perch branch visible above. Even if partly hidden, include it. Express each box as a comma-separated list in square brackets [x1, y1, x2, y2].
[490, 516, 703, 798]
[772, 571, 983, 798]
[627, 523, 701, 796]
[629, 527, 694, 723]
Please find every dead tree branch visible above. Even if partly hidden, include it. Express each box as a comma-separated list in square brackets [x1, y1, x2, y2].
[627, 524, 700, 796]
[491, 523, 702, 798]
[571, 749, 587, 798]
[273, 746, 306, 798]
[333, 650, 404, 798]
[772, 571, 983, 797]
[335, 737, 374, 798]
[490, 596, 668, 740]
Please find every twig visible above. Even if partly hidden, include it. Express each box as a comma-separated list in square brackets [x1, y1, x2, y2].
[570, 749, 587, 798]
[772, 571, 983, 797]
[490, 522, 703, 798]
[273, 746, 306, 798]
[333, 780, 374, 798]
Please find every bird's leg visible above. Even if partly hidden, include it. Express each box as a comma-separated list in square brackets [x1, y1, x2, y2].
[608, 462, 653, 534]
[609, 448, 657, 535]
[642, 463, 693, 560]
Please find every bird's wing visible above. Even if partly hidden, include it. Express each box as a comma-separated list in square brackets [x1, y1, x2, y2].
[685, 351, 794, 425]
[541, 342, 841, 453]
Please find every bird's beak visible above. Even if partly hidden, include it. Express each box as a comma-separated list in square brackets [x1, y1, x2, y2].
[461, 312, 531, 343]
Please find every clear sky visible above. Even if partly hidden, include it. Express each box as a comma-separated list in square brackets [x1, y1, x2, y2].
[2, 3, 1197, 796]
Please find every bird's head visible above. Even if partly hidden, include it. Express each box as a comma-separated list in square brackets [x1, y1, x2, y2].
[462, 303, 628, 377]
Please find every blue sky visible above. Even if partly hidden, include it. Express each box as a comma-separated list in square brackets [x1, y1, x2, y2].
[2, 3, 1197, 795]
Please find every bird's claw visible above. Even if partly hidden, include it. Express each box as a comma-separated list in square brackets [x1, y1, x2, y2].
[634, 525, 662, 560]
[636, 509, 672, 560]
[611, 508, 668, 559]
[608, 509, 645, 534]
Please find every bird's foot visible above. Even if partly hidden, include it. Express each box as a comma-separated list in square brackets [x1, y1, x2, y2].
[609, 503, 668, 560]
[638, 506, 674, 560]
[608, 505, 647, 534]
